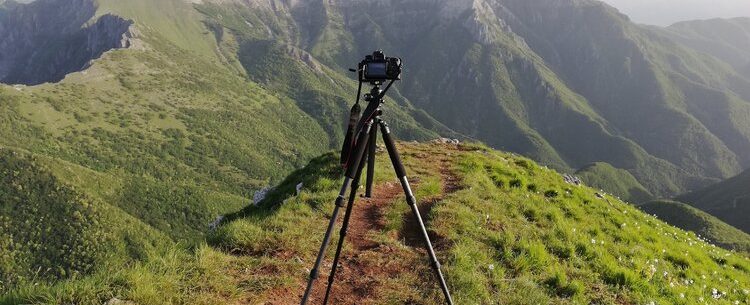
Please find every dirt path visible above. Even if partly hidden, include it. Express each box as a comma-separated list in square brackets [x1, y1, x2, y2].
[304, 180, 403, 304]
[400, 157, 461, 249]
[278, 144, 463, 305]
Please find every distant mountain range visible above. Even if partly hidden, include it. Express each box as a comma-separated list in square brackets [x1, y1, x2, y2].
[662, 17, 750, 79]
[190, 0, 750, 200]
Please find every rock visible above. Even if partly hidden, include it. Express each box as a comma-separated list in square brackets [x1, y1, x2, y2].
[295, 182, 304, 195]
[253, 186, 271, 205]
[104, 298, 135, 305]
[376, 144, 386, 153]
[562, 174, 582, 185]
[208, 215, 224, 231]
[434, 137, 461, 144]
[0, 1, 134, 85]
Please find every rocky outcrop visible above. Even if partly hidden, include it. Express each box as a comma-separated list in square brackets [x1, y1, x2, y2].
[0, 0, 134, 85]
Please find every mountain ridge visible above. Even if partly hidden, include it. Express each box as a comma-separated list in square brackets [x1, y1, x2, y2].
[4, 142, 750, 304]
[677, 169, 750, 234]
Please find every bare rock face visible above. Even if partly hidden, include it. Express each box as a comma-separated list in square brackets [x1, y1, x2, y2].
[0, 0, 134, 85]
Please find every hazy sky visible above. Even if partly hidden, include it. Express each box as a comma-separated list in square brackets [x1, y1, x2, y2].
[600, 0, 750, 26]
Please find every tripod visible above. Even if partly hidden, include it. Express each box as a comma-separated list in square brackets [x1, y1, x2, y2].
[300, 82, 454, 305]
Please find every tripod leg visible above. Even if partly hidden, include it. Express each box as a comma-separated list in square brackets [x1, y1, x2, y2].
[378, 121, 455, 305]
[323, 144, 370, 304]
[301, 123, 373, 305]
[365, 125, 378, 197]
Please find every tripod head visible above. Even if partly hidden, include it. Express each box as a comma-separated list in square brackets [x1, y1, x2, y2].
[340, 79, 394, 168]
[341, 51, 401, 168]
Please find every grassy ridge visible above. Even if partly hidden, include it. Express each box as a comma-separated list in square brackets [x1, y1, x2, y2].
[6, 143, 748, 304]
[2, 0, 750, 303]
[639, 200, 750, 254]
[576, 162, 654, 204]
[678, 169, 750, 234]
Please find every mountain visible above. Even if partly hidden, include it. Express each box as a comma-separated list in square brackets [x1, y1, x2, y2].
[2, 0, 749, 198]
[192, 0, 750, 199]
[5, 0, 749, 200]
[3, 0, 750, 301]
[677, 169, 750, 234]
[661, 17, 750, 78]
[0, 0, 133, 85]
[575, 162, 653, 203]
[4, 143, 750, 304]
[640, 200, 750, 253]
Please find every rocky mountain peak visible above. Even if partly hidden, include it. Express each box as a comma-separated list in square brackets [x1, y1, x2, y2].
[0, 0, 134, 85]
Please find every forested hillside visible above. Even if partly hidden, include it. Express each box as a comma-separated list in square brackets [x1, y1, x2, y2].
[678, 169, 750, 234]
[662, 17, 750, 78]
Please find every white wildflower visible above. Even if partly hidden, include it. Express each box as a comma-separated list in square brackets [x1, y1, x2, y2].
[711, 288, 721, 299]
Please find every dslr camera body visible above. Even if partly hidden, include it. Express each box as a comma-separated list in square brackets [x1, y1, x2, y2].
[358, 50, 402, 82]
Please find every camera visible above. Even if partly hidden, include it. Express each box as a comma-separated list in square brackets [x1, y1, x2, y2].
[359, 50, 402, 82]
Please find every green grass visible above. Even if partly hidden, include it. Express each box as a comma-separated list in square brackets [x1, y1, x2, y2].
[96, 0, 220, 61]
[5, 143, 749, 304]
[639, 200, 750, 254]
[576, 162, 654, 203]
[430, 144, 750, 304]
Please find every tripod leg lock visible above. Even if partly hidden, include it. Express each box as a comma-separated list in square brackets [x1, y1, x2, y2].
[335, 195, 346, 207]
[309, 268, 319, 279]
[399, 177, 419, 207]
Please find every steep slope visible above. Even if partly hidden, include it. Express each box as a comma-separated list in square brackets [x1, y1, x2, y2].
[196, 0, 750, 199]
[678, 169, 750, 234]
[575, 162, 653, 203]
[193, 1, 449, 147]
[662, 18, 750, 78]
[0, 148, 169, 290]
[4, 143, 750, 304]
[0, 0, 134, 85]
[3, 0, 748, 212]
[640, 200, 750, 253]
[494, 0, 750, 190]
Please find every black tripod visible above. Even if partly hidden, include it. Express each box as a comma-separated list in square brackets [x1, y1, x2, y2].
[300, 82, 454, 305]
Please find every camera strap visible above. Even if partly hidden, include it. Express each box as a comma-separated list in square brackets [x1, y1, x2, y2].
[341, 82, 363, 166]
